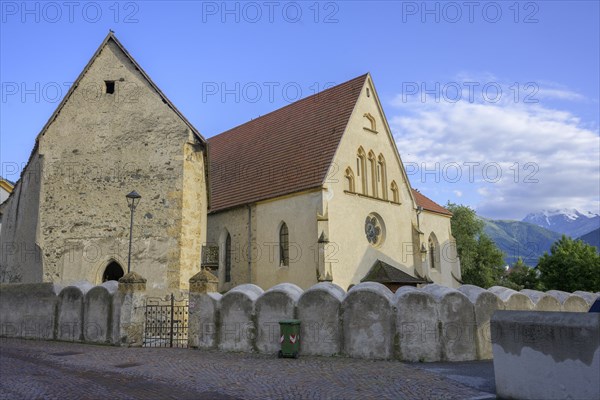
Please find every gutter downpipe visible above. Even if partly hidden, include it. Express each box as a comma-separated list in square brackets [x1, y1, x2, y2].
[247, 204, 252, 283]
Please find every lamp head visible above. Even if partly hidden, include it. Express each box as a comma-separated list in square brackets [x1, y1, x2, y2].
[126, 190, 141, 208]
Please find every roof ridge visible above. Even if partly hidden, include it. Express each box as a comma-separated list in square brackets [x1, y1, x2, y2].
[209, 73, 369, 141]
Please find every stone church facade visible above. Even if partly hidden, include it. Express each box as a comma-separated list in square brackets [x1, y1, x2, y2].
[0, 33, 207, 291]
[0, 33, 460, 292]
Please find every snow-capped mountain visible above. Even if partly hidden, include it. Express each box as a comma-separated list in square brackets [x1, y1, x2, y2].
[522, 209, 600, 238]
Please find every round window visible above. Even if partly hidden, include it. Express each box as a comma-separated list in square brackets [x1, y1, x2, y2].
[365, 213, 385, 246]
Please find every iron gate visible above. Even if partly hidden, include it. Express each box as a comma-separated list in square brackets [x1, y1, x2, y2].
[143, 294, 188, 348]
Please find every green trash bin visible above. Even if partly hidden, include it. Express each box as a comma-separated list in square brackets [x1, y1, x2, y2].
[278, 319, 301, 358]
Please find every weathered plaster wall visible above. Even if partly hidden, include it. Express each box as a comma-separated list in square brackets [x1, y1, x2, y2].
[0, 154, 43, 283]
[207, 205, 257, 291]
[3, 39, 206, 291]
[254, 191, 322, 289]
[177, 142, 208, 290]
[418, 211, 461, 288]
[208, 190, 323, 291]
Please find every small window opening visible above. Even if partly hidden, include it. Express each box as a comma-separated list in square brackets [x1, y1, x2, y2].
[280, 223, 290, 267]
[105, 81, 115, 94]
[225, 233, 232, 282]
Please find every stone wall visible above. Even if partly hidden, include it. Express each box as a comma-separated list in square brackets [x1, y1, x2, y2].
[492, 311, 600, 400]
[2, 279, 596, 362]
[0, 272, 146, 346]
[0, 36, 207, 292]
[189, 282, 598, 361]
[0, 154, 43, 283]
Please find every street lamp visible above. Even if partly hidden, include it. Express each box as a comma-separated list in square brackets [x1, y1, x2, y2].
[126, 190, 142, 274]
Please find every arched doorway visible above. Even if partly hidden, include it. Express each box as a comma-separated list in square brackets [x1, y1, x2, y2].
[102, 261, 124, 282]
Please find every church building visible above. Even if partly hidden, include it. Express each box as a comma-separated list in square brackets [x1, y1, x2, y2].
[0, 33, 207, 291]
[0, 33, 461, 292]
[206, 74, 461, 291]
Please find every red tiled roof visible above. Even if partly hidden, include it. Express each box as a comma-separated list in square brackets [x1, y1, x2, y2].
[412, 190, 452, 216]
[208, 74, 368, 212]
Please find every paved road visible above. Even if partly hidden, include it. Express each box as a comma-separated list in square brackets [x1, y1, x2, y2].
[0, 339, 495, 399]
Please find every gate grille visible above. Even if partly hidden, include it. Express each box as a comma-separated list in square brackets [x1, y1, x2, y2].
[143, 294, 188, 348]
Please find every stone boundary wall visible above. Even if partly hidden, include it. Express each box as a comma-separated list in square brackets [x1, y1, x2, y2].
[1, 278, 597, 361]
[492, 311, 600, 400]
[0, 272, 147, 346]
[189, 283, 598, 361]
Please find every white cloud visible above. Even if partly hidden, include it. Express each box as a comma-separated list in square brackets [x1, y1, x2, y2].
[453, 190, 463, 197]
[391, 94, 600, 220]
[537, 87, 585, 101]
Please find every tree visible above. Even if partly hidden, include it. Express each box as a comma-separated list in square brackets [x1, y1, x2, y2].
[503, 258, 541, 290]
[537, 235, 600, 292]
[447, 203, 505, 288]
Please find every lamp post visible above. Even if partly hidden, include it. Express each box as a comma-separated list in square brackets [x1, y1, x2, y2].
[126, 190, 142, 274]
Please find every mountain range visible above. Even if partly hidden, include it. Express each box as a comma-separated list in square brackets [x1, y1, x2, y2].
[482, 209, 599, 266]
[522, 209, 600, 238]
[578, 228, 600, 249]
[482, 219, 562, 266]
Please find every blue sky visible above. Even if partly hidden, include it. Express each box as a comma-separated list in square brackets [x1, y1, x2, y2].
[1, 1, 599, 219]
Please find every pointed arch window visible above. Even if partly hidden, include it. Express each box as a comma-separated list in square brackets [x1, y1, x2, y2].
[390, 181, 399, 203]
[368, 151, 378, 198]
[279, 222, 290, 267]
[377, 154, 387, 200]
[345, 167, 355, 192]
[428, 233, 440, 270]
[357, 147, 367, 195]
[225, 233, 232, 282]
[102, 261, 124, 282]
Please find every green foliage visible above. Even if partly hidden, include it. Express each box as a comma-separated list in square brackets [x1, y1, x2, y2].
[447, 203, 505, 288]
[503, 258, 542, 290]
[537, 235, 600, 292]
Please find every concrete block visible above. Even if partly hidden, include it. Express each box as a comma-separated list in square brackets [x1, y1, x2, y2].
[394, 286, 441, 362]
[0, 283, 60, 339]
[492, 311, 600, 400]
[342, 282, 395, 359]
[547, 290, 590, 312]
[574, 291, 599, 306]
[83, 283, 117, 343]
[57, 285, 88, 342]
[189, 292, 221, 349]
[458, 284, 503, 360]
[422, 284, 477, 361]
[219, 284, 263, 352]
[115, 278, 147, 347]
[520, 289, 561, 311]
[255, 283, 303, 354]
[297, 282, 344, 356]
[489, 286, 534, 310]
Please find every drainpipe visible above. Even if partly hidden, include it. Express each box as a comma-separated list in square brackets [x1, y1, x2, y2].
[247, 204, 252, 283]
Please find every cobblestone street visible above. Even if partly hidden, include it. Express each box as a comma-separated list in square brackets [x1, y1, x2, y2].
[0, 339, 494, 399]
